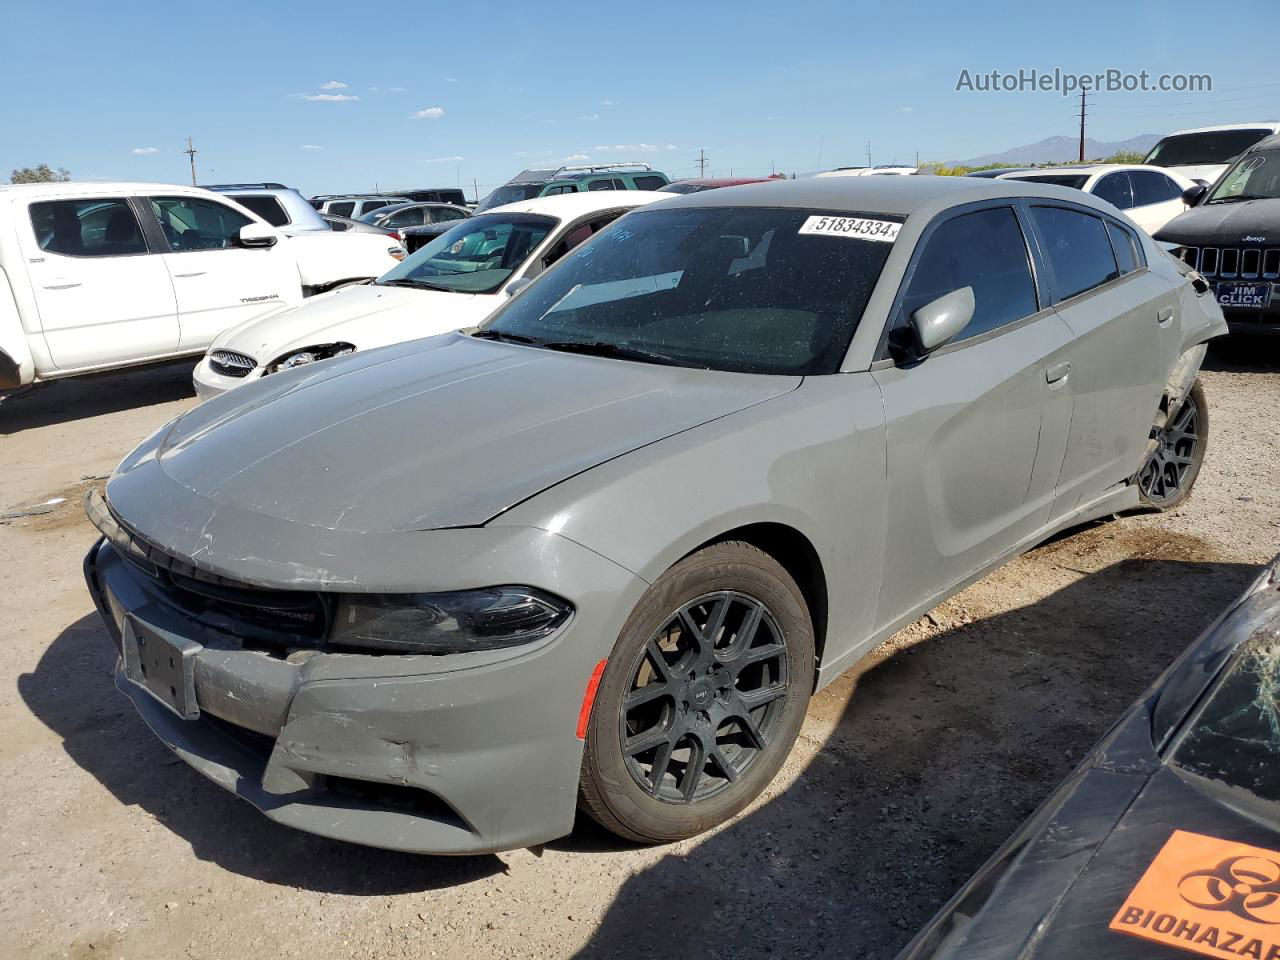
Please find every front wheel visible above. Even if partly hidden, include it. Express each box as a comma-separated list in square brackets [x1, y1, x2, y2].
[578, 541, 815, 844]
[1137, 379, 1208, 510]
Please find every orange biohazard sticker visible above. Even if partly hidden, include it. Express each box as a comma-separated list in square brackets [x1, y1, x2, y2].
[1111, 830, 1280, 960]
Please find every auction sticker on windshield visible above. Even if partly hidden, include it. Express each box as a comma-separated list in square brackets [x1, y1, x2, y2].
[1110, 829, 1280, 960]
[799, 215, 900, 242]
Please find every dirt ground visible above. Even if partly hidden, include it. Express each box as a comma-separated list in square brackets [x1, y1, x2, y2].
[1, 342, 1277, 960]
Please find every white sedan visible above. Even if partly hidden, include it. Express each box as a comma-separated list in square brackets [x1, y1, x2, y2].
[997, 164, 1195, 234]
[192, 191, 668, 399]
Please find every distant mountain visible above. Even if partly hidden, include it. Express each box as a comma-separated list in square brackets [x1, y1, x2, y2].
[951, 134, 1163, 167]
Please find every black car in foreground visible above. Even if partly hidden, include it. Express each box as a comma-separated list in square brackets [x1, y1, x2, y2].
[899, 554, 1280, 960]
[1158, 134, 1280, 335]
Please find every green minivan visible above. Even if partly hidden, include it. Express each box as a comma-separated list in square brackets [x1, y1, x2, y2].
[475, 163, 670, 213]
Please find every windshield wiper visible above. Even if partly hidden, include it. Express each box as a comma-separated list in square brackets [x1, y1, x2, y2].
[471, 329, 539, 344]
[534, 339, 687, 367]
[1208, 194, 1271, 204]
[376, 277, 455, 292]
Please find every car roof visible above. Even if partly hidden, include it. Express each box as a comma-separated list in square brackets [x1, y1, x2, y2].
[478, 190, 671, 217]
[0, 180, 210, 197]
[1161, 122, 1280, 136]
[654, 174, 1102, 217]
[1248, 133, 1280, 152]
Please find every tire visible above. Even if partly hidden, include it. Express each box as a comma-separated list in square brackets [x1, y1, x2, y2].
[1137, 379, 1208, 510]
[578, 541, 815, 844]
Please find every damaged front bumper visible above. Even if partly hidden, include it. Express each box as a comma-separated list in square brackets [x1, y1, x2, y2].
[83, 519, 644, 854]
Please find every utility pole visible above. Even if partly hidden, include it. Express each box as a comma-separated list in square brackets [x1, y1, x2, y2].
[473, 178, 479, 204]
[184, 136, 198, 186]
[866, 140, 872, 167]
[696, 149, 708, 178]
[1078, 89, 1087, 162]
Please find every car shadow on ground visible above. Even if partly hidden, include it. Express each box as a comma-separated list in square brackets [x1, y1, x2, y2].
[559, 546, 1258, 959]
[18, 613, 505, 894]
[0, 359, 197, 434]
[1203, 336, 1280, 373]
[19, 547, 1258, 930]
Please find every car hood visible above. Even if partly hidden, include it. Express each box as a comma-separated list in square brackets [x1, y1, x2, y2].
[116, 334, 799, 535]
[210, 283, 492, 364]
[1155, 198, 1280, 246]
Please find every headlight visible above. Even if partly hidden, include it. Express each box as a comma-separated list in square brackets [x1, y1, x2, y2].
[264, 343, 356, 375]
[329, 587, 572, 654]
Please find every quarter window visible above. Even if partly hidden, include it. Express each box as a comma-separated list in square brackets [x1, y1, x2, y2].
[29, 198, 148, 257]
[1031, 206, 1120, 301]
[901, 207, 1039, 343]
[1093, 173, 1134, 210]
[1106, 221, 1143, 275]
[149, 196, 252, 252]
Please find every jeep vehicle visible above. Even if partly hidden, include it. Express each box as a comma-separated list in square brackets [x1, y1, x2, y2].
[474, 163, 670, 213]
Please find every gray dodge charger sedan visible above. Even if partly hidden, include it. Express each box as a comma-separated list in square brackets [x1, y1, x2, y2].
[83, 176, 1226, 854]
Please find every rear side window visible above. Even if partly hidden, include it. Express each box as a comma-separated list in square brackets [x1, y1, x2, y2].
[1031, 206, 1120, 301]
[29, 198, 148, 257]
[328, 201, 355, 217]
[432, 207, 467, 222]
[1107, 221, 1144, 275]
[633, 175, 667, 191]
[901, 206, 1039, 343]
[149, 196, 252, 252]
[1093, 173, 1134, 209]
[544, 184, 577, 196]
[231, 194, 290, 226]
[359, 199, 394, 215]
[587, 178, 625, 191]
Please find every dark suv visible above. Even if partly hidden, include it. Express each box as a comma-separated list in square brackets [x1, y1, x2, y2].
[475, 164, 669, 213]
[1158, 133, 1280, 335]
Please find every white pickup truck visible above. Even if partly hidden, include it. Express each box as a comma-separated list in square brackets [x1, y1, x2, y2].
[0, 181, 404, 388]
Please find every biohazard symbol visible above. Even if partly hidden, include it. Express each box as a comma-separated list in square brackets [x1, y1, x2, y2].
[1178, 856, 1280, 925]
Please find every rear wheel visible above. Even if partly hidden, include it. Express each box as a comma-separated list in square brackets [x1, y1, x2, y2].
[1137, 379, 1207, 510]
[578, 541, 815, 843]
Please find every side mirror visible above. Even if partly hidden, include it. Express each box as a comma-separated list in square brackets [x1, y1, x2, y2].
[505, 277, 532, 298]
[911, 286, 974, 353]
[1181, 183, 1209, 207]
[238, 223, 278, 248]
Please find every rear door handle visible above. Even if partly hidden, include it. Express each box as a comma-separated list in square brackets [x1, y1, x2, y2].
[173, 270, 207, 278]
[1046, 360, 1071, 384]
[1157, 306, 1175, 327]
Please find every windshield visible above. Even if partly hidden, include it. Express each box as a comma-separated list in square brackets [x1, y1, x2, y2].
[475, 183, 547, 213]
[1144, 129, 1272, 167]
[1010, 174, 1090, 189]
[1206, 149, 1280, 203]
[376, 213, 556, 294]
[478, 206, 896, 375]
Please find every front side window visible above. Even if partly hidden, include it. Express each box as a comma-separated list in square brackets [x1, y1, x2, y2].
[475, 183, 546, 213]
[148, 196, 252, 252]
[480, 205, 896, 375]
[900, 207, 1039, 343]
[376, 213, 556, 294]
[1207, 149, 1280, 203]
[29, 198, 147, 257]
[230, 194, 290, 226]
[1145, 129, 1273, 167]
[1131, 171, 1180, 206]
[1031, 206, 1119, 301]
[382, 207, 427, 227]
[1093, 173, 1134, 209]
[430, 207, 467, 223]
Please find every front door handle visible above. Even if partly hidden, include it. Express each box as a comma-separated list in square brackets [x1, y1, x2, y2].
[1046, 360, 1071, 384]
[172, 270, 207, 278]
[43, 279, 82, 290]
[1157, 306, 1175, 327]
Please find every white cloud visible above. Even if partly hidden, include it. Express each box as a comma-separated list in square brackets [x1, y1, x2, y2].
[577, 114, 599, 121]
[445, 77, 459, 83]
[388, 86, 406, 92]
[561, 153, 591, 163]
[425, 155, 465, 163]
[303, 93, 359, 102]
[899, 106, 914, 113]
[131, 146, 159, 156]
[411, 106, 445, 119]
[600, 99, 615, 106]
[300, 144, 324, 150]
[593, 143, 676, 154]
[320, 80, 348, 90]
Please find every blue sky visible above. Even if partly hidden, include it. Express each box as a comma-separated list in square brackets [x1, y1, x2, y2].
[3, 0, 1277, 199]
